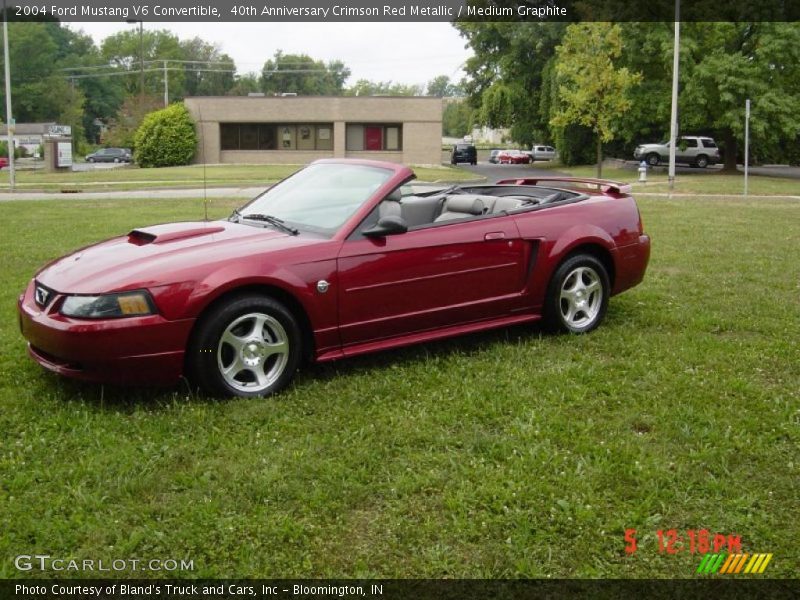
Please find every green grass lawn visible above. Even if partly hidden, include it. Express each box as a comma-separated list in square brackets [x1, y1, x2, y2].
[1, 196, 798, 578]
[0, 164, 477, 192]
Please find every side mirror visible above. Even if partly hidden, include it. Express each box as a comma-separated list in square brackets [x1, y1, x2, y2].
[363, 215, 408, 238]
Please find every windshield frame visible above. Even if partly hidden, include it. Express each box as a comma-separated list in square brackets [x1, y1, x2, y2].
[235, 160, 409, 239]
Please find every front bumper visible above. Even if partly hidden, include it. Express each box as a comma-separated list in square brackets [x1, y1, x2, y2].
[18, 280, 194, 386]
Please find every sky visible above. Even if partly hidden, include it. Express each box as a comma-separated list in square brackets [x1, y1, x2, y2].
[67, 22, 474, 88]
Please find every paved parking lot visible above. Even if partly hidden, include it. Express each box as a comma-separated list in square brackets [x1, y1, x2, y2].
[458, 161, 567, 183]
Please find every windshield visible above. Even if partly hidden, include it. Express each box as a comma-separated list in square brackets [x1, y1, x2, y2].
[240, 163, 394, 235]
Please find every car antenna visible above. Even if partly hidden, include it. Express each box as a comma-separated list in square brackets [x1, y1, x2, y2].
[197, 104, 208, 221]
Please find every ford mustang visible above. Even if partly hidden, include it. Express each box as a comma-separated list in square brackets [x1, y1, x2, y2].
[18, 159, 650, 398]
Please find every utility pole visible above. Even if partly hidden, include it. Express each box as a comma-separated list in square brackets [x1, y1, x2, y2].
[3, 0, 15, 191]
[668, 0, 680, 192]
[163, 59, 168, 107]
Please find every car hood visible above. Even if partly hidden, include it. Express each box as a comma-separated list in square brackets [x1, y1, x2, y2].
[36, 220, 319, 294]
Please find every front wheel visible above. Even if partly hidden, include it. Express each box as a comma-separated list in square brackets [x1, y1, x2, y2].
[695, 155, 709, 168]
[543, 254, 610, 333]
[188, 295, 302, 397]
[646, 153, 660, 167]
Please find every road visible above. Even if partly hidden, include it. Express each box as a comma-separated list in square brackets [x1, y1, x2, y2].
[462, 159, 800, 182]
[458, 161, 567, 183]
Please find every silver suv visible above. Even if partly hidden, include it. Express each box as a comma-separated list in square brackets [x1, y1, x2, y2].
[634, 136, 720, 168]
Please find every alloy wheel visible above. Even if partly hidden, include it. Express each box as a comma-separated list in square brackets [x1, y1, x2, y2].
[559, 266, 603, 329]
[216, 312, 289, 393]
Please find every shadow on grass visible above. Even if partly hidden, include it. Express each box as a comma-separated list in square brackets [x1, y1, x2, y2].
[303, 322, 546, 384]
[39, 321, 557, 412]
[32, 295, 642, 412]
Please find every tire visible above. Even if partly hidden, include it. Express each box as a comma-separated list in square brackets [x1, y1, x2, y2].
[471, 160, 477, 165]
[543, 254, 610, 334]
[695, 154, 709, 168]
[646, 153, 660, 167]
[87, 157, 95, 163]
[188, 294, 302, 398]
[113, 157, 120, 163]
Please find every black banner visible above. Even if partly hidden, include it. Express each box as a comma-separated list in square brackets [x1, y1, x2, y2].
[3, 579, 800, 600]
[5, 0, 800, 22]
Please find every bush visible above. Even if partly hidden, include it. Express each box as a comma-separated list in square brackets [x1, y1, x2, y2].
[133, 103, 197, 168]
[0, 141, 28, 159]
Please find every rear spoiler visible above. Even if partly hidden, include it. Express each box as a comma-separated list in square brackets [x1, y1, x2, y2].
[495, 177, 632, 195]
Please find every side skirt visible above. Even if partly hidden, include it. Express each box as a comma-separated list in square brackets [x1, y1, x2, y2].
[315, 313, 541, 362]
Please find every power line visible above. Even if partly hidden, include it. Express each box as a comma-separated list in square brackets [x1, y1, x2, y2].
[66, 67, 235, 80]
[59, 59, 235, 72]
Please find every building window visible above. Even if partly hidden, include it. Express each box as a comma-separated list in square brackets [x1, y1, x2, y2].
[220, 123, 333, 151]
[345, 124, 403, 151]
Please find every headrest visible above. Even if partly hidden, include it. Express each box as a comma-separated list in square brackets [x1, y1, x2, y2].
[386, 188, 402, 202]
[443, 195, 485, 215]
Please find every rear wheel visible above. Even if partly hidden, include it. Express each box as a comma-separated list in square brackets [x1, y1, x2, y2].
[544, 254, 610, 333]
[188, 294, 302, 398]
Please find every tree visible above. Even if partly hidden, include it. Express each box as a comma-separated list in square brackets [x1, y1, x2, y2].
[179, 37, 236, 97]
[442, 99, 474, 137]
[227, 73, 261, 96]
[0, 21, 108, 150]
[345, 79, 423, 96]
[101, 29, 185, 99]
[103, 95, 163, 149]
[260, 51, 350, 95]
[426, 75, 462, 97]
[677, 23, 800, 170]
[455, 22, 567, 147]
[134, 103, 196, 167]
[57, 27, 126, 145]
[550, 23, 641, 177]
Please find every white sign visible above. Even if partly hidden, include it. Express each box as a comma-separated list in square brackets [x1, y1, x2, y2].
[57, 142, 73, 167]
[47, 124, 72, 137]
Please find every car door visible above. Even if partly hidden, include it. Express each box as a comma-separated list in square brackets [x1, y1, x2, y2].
[678, 138, 698, 163]
[336, 214, 527, 348]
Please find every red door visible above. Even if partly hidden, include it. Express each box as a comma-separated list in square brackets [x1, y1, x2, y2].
[365, 126, 383, 151]
[336, 217, 527, 347]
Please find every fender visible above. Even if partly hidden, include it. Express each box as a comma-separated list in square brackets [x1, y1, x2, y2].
[547, 224, 616, 262]
[173, 256, 330, 319]
[524, 224, 617, 308]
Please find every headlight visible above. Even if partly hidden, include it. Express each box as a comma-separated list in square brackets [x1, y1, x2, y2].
[60, 291, 156, 319]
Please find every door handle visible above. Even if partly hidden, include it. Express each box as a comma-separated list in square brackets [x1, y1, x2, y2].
[484, 232, 505, 241]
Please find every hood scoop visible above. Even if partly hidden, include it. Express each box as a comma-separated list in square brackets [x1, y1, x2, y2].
[128, 224, 226, 245]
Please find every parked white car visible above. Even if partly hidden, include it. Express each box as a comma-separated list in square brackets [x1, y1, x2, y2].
[634, 136, 720, 168]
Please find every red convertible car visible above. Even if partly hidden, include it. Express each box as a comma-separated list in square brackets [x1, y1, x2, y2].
[497, 150, 531, 165]
[18, 159, 650, 398]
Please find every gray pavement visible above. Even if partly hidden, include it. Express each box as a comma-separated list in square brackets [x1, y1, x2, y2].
[458, 161, 567, 183]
